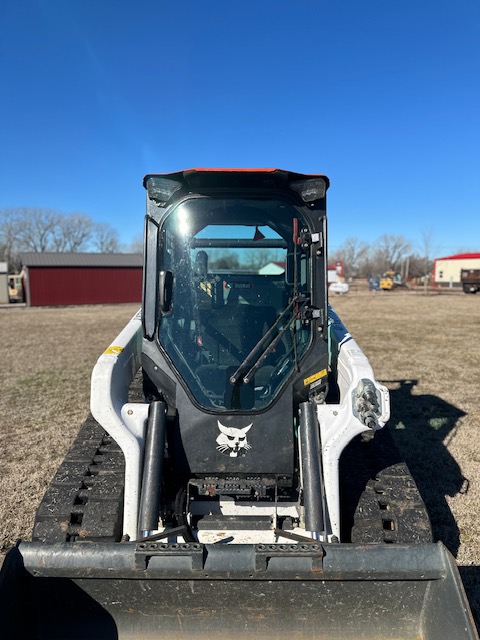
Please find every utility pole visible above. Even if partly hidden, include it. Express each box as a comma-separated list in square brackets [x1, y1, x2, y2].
[404, 255, 410, 284]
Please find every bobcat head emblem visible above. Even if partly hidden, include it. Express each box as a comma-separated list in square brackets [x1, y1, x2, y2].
[216, 421, 252, 457]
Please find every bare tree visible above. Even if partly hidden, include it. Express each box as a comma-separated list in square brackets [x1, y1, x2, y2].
[208, 251, 240, 270]
[91, 222, 120, 253]
[370, 234, 411, 274]
[404, 253, 433, 280]
[419, 227, 436, 292]
[14, 208, 63, 252]
[242, 248, 283, 270]
[0, 208, 23, 269]
[330, 237, 369, 278]
[0, 207, 123, 266]
[328, 231, 442, 285]
[52, 213, 94, 252]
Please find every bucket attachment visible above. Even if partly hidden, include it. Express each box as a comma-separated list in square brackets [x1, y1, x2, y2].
[1, 540, 477, 639]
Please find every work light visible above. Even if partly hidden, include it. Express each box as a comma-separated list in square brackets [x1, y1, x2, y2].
[146, 176, 182, 205]
[289, 178, 326, 203]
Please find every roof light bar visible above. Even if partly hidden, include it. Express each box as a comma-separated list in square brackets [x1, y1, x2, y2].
[289, 178, 326, 203]
[146, 176, 182, 205]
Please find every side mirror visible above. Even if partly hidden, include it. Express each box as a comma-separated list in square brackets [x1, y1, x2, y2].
[159, 269, 174, 315]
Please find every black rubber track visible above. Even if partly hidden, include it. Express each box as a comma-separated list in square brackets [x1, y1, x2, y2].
[32, 415, 125, 543]
[32, 374, 148, 544]
[339, 426, 433, 544]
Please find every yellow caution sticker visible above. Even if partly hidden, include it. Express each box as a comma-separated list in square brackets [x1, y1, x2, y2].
[200, 281, 212, 297]
[104, 345, 124, 355]
[304, 368, 327, 387]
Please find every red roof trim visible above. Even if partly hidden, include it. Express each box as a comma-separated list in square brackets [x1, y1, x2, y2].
[436, 253, 480, 261]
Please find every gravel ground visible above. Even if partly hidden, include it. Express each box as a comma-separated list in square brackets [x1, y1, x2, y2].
[1, 293, 479, 629]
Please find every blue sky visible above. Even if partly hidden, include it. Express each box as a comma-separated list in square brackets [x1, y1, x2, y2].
[1, 0, 479, 257]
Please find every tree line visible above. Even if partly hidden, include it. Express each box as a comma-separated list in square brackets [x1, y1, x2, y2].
[0, 207, 130, 271]
[329, 234, 435, 282]
[1, 206, 435, 281]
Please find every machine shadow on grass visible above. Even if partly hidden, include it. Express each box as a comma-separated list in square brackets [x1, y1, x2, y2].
[385, 379, 467, 555]
[386, 379, 479, 631]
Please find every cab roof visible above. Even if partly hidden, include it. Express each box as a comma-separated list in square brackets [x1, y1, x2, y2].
[143, 168, 330, 191]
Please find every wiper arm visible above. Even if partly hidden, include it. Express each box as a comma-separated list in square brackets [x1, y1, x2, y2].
[229, 296, 307, 386]
[241, 320, 295, 384]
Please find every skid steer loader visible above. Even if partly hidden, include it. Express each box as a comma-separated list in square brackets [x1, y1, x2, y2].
[0, 169, 477, 639]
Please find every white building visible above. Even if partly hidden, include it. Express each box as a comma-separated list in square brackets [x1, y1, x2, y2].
[434, 253, 480, 287]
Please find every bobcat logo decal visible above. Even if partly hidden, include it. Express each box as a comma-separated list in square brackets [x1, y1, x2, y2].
[216, 421, 252, 457]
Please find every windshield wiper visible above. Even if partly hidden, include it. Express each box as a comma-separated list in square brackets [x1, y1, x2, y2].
[229, 295, 308, 386]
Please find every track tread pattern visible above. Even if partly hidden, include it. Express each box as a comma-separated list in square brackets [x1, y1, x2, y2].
[32, 374, 146, 543]
[32, 416, 125, 543]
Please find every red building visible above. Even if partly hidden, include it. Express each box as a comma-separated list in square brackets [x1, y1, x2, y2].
[21, 252, 143, 306]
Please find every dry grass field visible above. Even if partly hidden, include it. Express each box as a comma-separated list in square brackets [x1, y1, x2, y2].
[1, 292, 479, 629]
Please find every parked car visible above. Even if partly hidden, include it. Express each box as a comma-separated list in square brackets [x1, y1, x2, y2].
[329, 281, 349, 294]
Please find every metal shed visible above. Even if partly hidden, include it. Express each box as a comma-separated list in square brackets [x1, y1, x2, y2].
[21, 253, 143, 307]
[434, 253, 480, 288]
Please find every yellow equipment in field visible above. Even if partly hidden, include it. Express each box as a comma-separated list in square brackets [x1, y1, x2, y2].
[380, 270, 404, 290]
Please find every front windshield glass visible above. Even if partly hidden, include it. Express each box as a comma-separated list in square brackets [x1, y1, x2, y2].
[158, 197, 311, 412]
